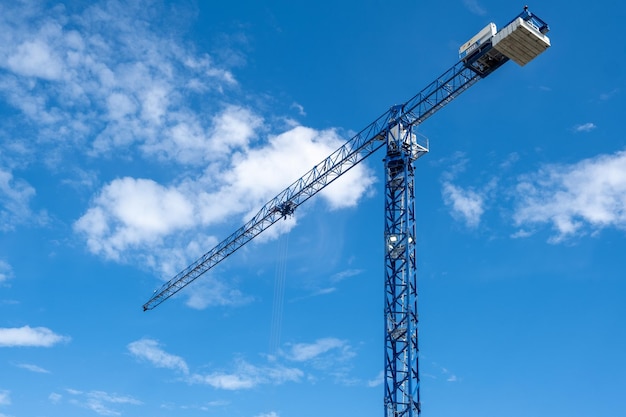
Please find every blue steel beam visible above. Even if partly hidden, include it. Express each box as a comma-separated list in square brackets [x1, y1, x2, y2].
[384, 119, 422, 417]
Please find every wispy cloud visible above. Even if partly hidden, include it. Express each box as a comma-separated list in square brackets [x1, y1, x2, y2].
[282, 337, 356, 383]
[446, 374, 458, 382]
[599, 89, 619, 101]
[15, 363, 50, 373]
[127, 337, 364, 390]
[442, 182, 485, 228]
[189, 359, 303, 390]
[367, 370, 383, 387]
[0, 261, 12, 283]
[291, 102, 306, 116]
[513, 150, 626, 242]
[439, 153, 488, 228]
[66, 389, 142, 416]
[255, 412, 280, 417]
[48, 392, 62, 404]
[0, 390, 9, 406]
[127, 339, 189, 374]
[0, 169, 42, 231]
[0, 1, 237, 158]
[254, 411, 279, 417]
[0, 0, 376, 281]
[283, 338, 352, 362]
[0, 326, 70, 347]
[330, 269, 363, 283]
[428, 362, 461, 383]
[463, 0, 487, 15]
[74, 125, 375, 278]
[183, 277, 255, 310]
[573, 122, 597, 133]
[128, 338, 303, 390]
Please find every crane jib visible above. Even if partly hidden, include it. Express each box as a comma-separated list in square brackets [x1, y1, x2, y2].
[143, 7, 551, 322]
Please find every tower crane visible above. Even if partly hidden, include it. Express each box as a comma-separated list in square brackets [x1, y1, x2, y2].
[143, 8, 550, 417]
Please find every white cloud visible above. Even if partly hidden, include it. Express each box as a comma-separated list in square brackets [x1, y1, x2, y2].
[255, 412, 279, 417]
[438, 152, 487, 228]
[439, 366, 460, 382]
[282, 338, 355, 375]
[0, 261, 12, 283]
[7, 39, 64, 80]
[367, 370, 384, 387]
[1, 0, 377, 300]
[331, 269, 363, 283]
[463, 0, 487, 15]
[48, 392, 62, 404]
[291, 102, 306, 116]
[75, 124, 375, 273]
[442, 182, 485, 228]
[127, 338, 304, 390]
[127, 338, 189, 374]
[573, 122, 596, 132]
[285, 338, 348, 362]
[189, 359, 303, 390]
[66, 389, 141, 416]
[184, 277, 255, 310]
[513, 150, 626, 241]
[140, 105, 264, 165]
[74, 177, 195, 260]
[599, 89, 619, 101]
[0, 390, 9, 406]
[190, 371, 256, 390]
[16, 363, 50, 373]
[0, 169, 39, 231]
[0, 326, 70, 347]
[224, 126, 374, 213]
[0, 0, 237, 163]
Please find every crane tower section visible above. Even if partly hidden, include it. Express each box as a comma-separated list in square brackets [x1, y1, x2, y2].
[383, 109, 426, 417]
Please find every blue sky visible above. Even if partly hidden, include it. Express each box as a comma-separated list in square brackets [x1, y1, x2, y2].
[1, 1, 625, 416]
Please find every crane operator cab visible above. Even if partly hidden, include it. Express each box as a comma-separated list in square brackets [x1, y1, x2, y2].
[386, 124, 428, 161]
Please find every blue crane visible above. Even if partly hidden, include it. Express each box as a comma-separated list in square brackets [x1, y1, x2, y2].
[143, 8, 550, 417]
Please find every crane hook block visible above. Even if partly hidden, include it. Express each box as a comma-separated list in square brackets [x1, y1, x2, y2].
[277, 201, 296, 218]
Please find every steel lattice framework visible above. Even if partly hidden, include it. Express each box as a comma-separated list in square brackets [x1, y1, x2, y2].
[383, 117, 425, 417]
[142, 8, 550, 417]
[142, 56, 503, 312]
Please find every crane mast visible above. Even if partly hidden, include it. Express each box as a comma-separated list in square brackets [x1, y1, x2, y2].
[143, 8, 550, 417]
[383, 115, 424, 416]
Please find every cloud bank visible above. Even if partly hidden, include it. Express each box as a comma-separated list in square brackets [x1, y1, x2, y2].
[0, 326, 70, 347]
[0, 0, 376, 282]
[514, 150, 626, 241]
[127, 336, 358, 391]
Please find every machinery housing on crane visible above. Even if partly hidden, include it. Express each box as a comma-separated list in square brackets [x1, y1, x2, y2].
[460, 6, 550, 75]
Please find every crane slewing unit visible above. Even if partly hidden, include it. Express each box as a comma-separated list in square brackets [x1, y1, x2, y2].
[142, 7, 550, 417]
